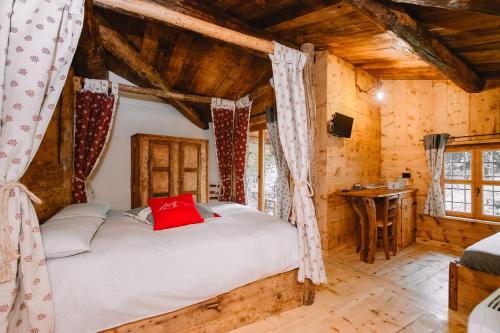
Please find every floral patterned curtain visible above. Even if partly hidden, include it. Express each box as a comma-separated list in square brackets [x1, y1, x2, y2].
[211, 96, 251, 204]
[0, 1, 83, 332]
[72, 79, 117, 203]
[423, 133, 450, 217]
[266, 107, 291, 221]
[270, 42, 326, 284]
[233, 96, 252, 204]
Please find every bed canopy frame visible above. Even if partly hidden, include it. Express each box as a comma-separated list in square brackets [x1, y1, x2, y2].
[12, 1, 320, 331]
[73, 77, 273, 106]
[71, 2, 318, 331]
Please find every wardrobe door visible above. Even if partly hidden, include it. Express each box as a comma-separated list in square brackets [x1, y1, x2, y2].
[179, 142, 207, 203]
[148, 140, 174, 199]
[132, 134, 208, 207]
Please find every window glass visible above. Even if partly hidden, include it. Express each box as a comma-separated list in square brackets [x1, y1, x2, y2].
[246, 132, 259, 210]
[444, 183, 472, 213]
[483, 185, 500, 217]
[483, 150, 500, 181]
[263, 130, 278, 216]
[444, 151, 471, 180]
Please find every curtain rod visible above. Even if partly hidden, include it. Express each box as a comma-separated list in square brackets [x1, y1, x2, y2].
[73, 77, 271, 104]
[419, 133, 500, 142]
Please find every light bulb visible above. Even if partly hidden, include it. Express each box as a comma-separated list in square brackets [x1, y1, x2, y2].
[376, 90, 384, 101]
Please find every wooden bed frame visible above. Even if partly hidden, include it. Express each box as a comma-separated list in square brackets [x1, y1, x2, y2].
[26, 71, 315, 333]
[449, 261, 500, 315]
[101, 269, 314, 333]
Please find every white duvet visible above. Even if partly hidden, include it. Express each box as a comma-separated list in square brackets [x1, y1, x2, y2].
[47, 203, 299, 333]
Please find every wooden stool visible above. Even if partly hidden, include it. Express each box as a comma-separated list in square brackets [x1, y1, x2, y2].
[377, 196, 399, 260]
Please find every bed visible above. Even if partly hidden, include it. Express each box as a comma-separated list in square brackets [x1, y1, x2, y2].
[47, 202, 311, 333]
[449, 232, 500, 315]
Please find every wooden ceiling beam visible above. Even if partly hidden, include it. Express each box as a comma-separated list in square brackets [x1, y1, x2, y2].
[140, 22, 161, 63]
[93, 0, 292, 55]
[389, 0, 500, 16]
[96, 14, 209, 129]
[73, 0, 108, 79]
[344, 0, 485, 92]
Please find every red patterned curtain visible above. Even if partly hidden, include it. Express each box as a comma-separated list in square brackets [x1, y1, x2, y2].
[211, 97, 251, 204]
[72, 80, 117, 203]
[212, 103, 234, 202]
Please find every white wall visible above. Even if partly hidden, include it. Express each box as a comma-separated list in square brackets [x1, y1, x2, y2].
[89, 72, 218, 210]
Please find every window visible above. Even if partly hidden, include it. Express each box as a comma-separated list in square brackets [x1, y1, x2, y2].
[246, 131, 260, 210]
[245, 129, 279, 215]
[443, 144, 500, 221]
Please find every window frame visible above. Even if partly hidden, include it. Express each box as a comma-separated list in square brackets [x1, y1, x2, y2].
[441, 146, 474, 218]
[475, 144, 500, 222]
[442, 143, 500, 222]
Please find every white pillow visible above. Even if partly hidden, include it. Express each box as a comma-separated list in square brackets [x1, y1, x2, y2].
[41, 216, 105, 259]
[52, 202, 111, 220]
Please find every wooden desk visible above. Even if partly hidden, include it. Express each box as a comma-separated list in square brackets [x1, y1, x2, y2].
[337, 188, 417, 263]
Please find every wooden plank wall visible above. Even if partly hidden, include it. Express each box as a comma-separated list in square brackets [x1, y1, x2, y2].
[313, 51, 382, 252]
[380, 80, 500, 252]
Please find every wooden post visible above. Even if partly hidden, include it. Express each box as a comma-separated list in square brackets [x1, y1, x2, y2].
[303, 279, 315, 306]
[301, 43, 317, 183]
[449, 261, 459, 310]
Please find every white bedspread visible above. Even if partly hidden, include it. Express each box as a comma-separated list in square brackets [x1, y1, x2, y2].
[47, 203, 299, 333]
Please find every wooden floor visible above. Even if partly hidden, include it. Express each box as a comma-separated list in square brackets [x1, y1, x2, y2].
[231, 243, 469, 333]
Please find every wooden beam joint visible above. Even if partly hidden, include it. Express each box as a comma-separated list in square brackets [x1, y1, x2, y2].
[344, 0, 485, 92]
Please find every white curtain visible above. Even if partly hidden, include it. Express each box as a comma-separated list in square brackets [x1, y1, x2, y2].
[423, 133, 450, 217]
[0, 1, 83, 332]
[269, 42, 326, 284]
[266, 107, 291, 221]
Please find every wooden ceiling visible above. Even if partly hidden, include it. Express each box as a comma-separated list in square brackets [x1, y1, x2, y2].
[409, 5, 500, 79]
[208, 0, 500, 80]
[77, 0, 500, 128]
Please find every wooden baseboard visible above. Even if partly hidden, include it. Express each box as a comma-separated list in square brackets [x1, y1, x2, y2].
[416, 237, 464, 253]
[101, 269, 310, 333]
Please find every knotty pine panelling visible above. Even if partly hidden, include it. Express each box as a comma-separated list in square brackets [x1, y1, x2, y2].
[314, 51, 381, 252]
[380, 80, 500, 251]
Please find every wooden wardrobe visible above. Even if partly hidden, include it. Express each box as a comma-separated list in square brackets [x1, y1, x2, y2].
[131, 134, 208, 207]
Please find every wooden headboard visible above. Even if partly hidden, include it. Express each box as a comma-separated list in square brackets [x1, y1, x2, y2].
[21, 70, 74, 222]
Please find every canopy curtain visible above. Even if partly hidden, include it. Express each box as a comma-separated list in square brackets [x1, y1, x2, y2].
[0, 0, 83, 332]
[266, 107, 292, 221]
[423, 133, 450, 217]
[211, 96, 252, 204]
[269, 42, 326, 284]
[72, 79, 118, 203]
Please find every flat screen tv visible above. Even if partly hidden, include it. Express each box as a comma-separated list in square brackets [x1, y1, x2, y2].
[329, 112, 354, 138]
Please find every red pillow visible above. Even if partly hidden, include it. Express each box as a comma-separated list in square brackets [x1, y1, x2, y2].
[148, 194, 204, 231]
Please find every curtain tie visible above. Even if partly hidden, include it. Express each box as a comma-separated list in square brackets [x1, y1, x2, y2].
[219, 177, 231, 198]
[0, 181, 42, 284]
[289, 179, 314, 225]
[73, 176, 86, 183]
[294, 179, 314, 197]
